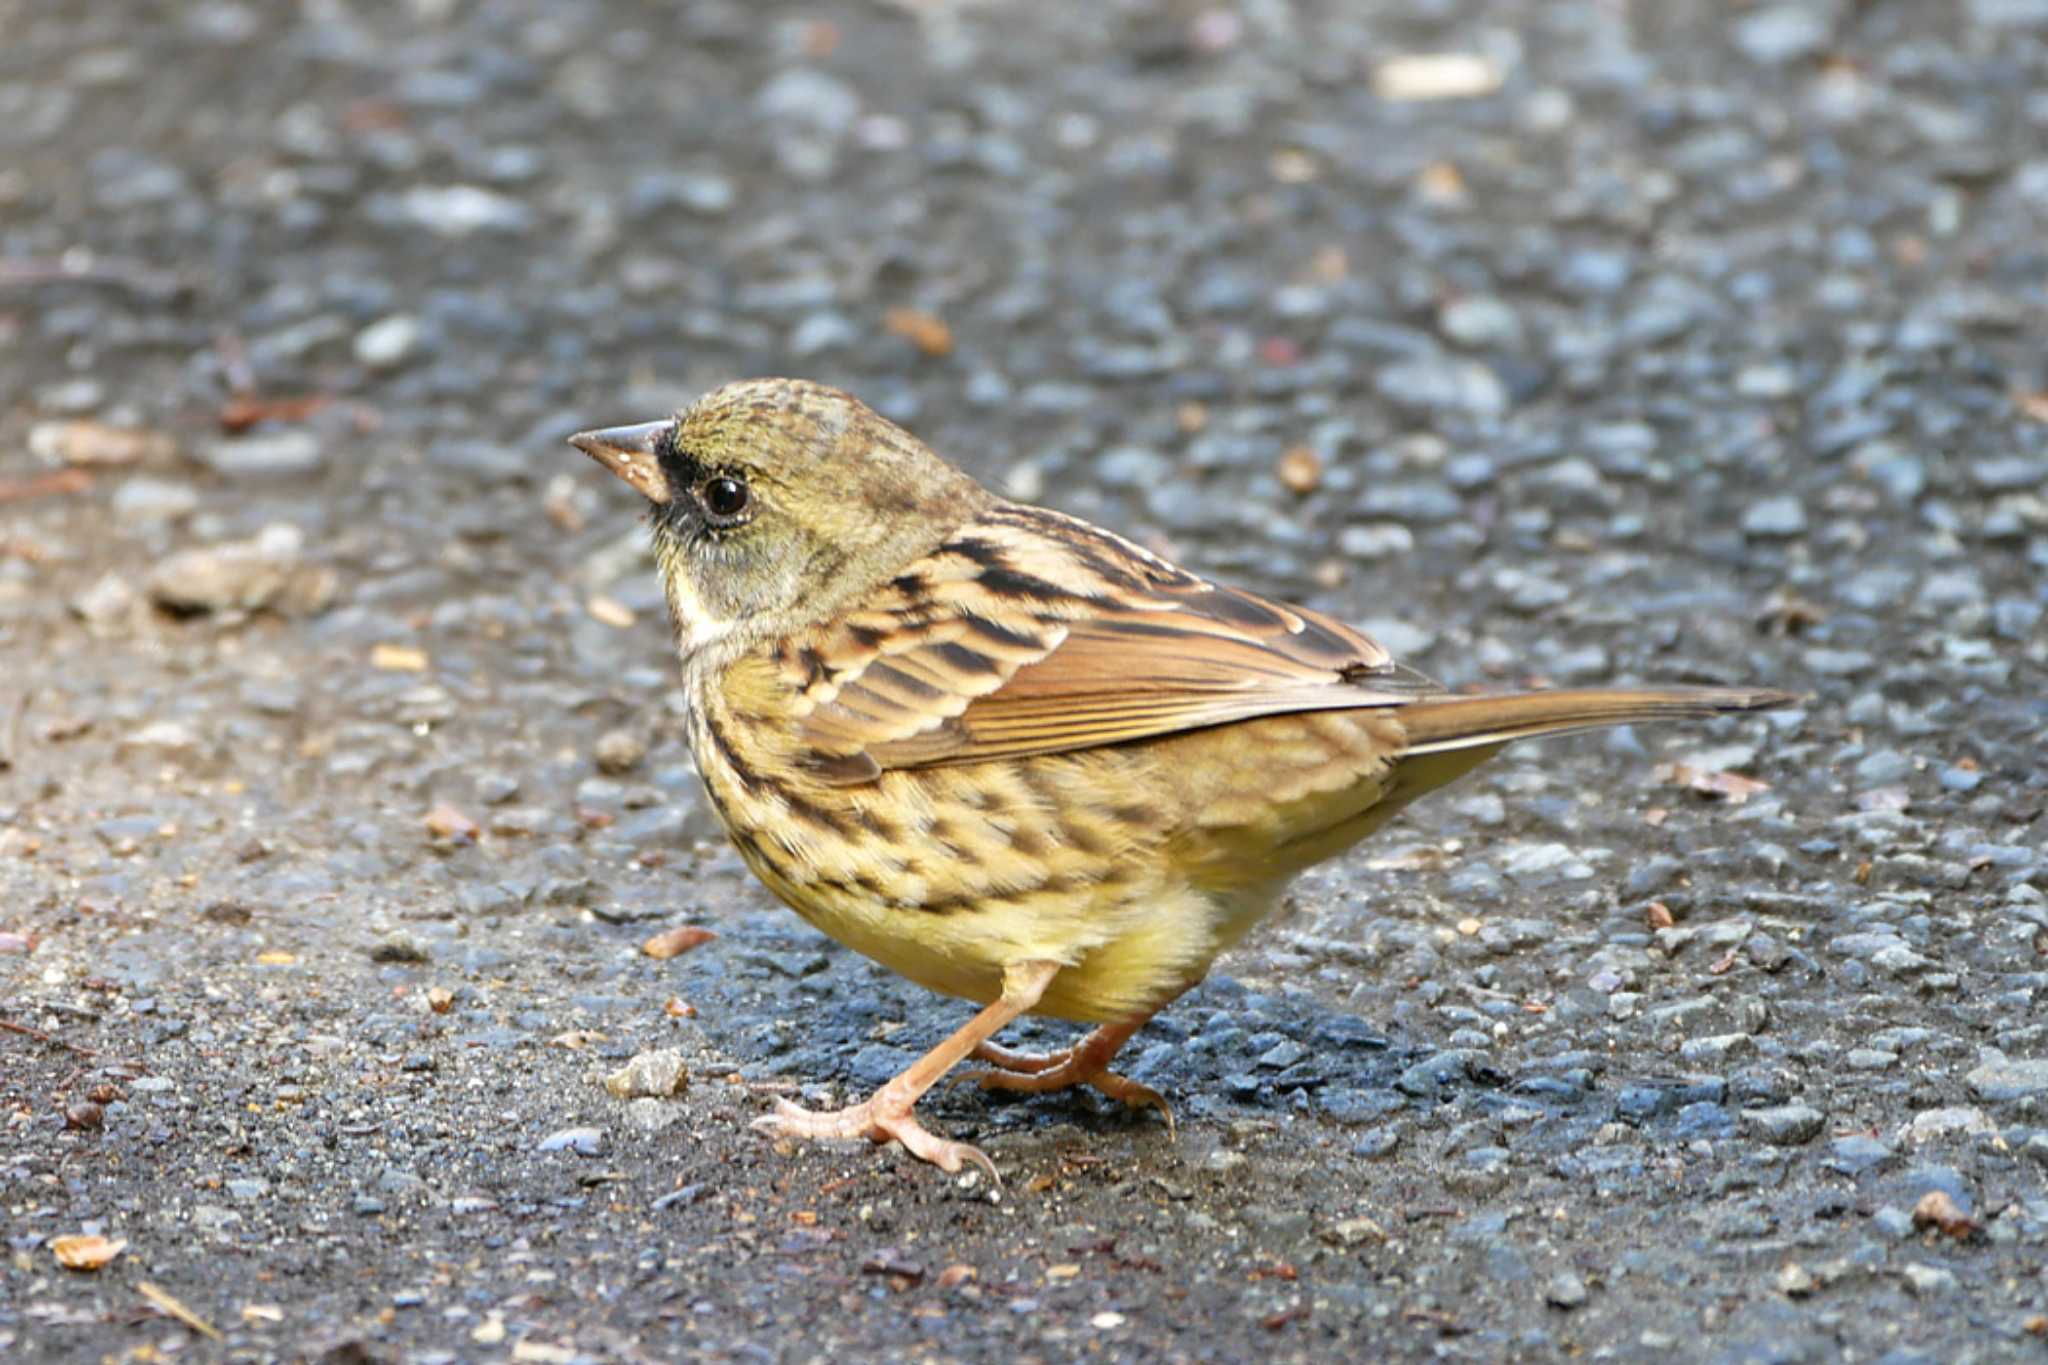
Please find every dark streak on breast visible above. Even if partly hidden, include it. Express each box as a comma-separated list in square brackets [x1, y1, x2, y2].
[699, 711, 756, 794]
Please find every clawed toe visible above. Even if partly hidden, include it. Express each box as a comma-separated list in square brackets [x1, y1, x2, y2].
[970, 1061, 1176, 1135]
[870, 1111, 999, 1182]
[753, 1095, 998, 1183]
[1094, 1074, 1176, 1138]
[969, 1041, 1066, 1075]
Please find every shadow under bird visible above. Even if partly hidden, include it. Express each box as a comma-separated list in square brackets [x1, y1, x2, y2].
[571, 379, 1795, 1181]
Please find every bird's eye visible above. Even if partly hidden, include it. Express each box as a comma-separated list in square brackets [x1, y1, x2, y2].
[700, 475, 750, 522]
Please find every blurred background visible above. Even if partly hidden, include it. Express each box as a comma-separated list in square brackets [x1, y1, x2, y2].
[4, 2, 2047, 1360]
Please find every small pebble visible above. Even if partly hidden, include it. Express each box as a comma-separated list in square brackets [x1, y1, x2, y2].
[594, 729, 648, 775]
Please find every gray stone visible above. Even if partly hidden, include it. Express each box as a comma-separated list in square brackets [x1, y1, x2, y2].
[354, 313, 422, 368]
[1733, 6, 1831, 64]
[604, 1049, 688, 1100]
[1899, 1264, 1957, 1296]
[1740, 1104, 1825, 1146]
[1375, 357, 1508, 417]
[201, 430, 323, 478]
[1337, 523, 1415, 560]
[72, 571, 143, 634]
[623, 1097, 682, 1133]
[1965, 1052, 2048, 1102]
[1545, 1271, 1588, 1309]
[146, 523, 303, 613]
[111, 478, 199, 524]
[1970, 0, 2048, 25]
[788, 312, 858, 356]
[536, 1125, 607, 1155]
[1741, 495, 1806, 538]
[1438, 296, 1524, 349]
[594, 729, 647, 775]
[394, 184, 531, 236]
[1395, 1050, 1486, 1098]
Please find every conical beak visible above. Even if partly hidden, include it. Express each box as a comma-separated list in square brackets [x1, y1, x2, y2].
[568, 420, 674, 505]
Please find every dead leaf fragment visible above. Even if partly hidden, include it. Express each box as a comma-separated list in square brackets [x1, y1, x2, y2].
[1654, 763, 1769, 803]
[0, 468, 93, 504]
[1373, 53, 1504, 102]
[30, 419, 177, 467]
[1414, 160, 1469, 208]
[1759, 590, 1826, 636]
[587, 595, 635, 628]
[423, 803, 480, 844]
[52, 1234, 127, 1270]
[642, 925, 716, 960]
[1276, 446, 1322, 494]
[218, 394, 331, 432]
[884, 308, 953, 358]
[138, 1281, 222, 1340]
[1912, 1190, 1978, 1240]
[370, 643, 429, 672]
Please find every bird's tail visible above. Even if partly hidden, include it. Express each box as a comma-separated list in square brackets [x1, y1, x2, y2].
[1397, 686, 1800, 756]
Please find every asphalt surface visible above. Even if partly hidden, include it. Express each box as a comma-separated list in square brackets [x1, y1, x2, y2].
[4, 1, 2047, 1361]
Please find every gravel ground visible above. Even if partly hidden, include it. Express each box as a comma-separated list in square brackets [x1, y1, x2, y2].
[4, 1, 2047, 1361]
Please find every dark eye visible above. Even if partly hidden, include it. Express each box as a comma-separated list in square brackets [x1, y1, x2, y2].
[700, 475, 750, 522]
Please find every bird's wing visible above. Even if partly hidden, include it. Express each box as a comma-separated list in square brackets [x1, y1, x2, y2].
[779, 503, 1442, 785]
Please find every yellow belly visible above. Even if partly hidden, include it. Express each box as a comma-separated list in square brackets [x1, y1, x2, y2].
[696, 703, 1479, 1024]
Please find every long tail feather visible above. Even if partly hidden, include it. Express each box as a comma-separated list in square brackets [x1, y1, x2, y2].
[1398, 686, 1800, 755]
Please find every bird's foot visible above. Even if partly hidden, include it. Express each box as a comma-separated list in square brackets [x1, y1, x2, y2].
[965, 1047, 1175, 1137]
[753, 1094, 998, 1183]
[968, 1040, 1067, 1075]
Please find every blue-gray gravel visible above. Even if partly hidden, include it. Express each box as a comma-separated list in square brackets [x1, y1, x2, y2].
[3, 1, 2046, 1362]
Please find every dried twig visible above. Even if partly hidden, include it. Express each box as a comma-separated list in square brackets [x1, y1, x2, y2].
[0, 469, 92, 504]
[0, 1016, 99, 1056]
[0, 254, 185, 298]
[138, 1282, 222, 1341]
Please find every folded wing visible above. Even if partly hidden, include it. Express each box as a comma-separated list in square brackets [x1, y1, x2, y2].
[780, 503, 1442, 785]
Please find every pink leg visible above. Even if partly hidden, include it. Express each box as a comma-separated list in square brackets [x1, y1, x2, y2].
[754, 960, 1063, 1182]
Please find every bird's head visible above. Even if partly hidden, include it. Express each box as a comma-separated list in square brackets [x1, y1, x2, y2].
[570, 378, 989, 656]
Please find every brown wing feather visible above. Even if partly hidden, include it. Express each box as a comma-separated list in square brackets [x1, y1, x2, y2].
[782, 503, 1440, 784]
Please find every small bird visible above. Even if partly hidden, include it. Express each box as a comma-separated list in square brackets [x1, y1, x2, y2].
[571, 379, 1793, 1180]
